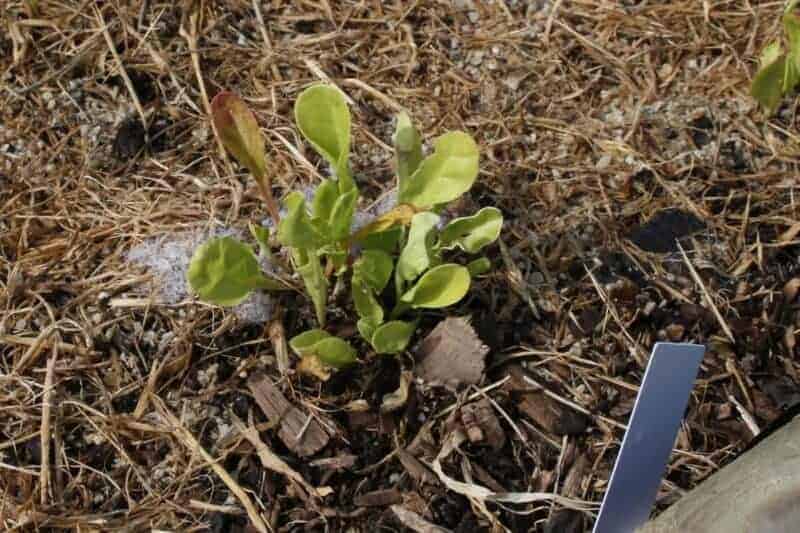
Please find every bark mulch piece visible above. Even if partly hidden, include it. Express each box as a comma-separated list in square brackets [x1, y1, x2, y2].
[246, 372, 331, 457]
[415, 317, 488, 387]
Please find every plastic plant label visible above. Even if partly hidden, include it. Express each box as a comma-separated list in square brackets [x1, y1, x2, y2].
[592, 342, 705, 533]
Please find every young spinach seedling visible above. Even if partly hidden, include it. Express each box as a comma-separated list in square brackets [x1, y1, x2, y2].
[188, 85, 503, 377]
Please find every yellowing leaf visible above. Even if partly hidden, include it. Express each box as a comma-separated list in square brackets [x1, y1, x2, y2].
[211, 91, 267, 178]
[297, 353, 332, 381]
[398, 132, 479, 209]
[400, 263, 471, 309]
[438, 207, 503, 253]
[295, 85, 354, 192]
[352, 204, 418, 241]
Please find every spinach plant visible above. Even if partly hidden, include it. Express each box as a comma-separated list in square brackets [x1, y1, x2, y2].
[188, 85, 502, 376]
[751, 0, 800, 114]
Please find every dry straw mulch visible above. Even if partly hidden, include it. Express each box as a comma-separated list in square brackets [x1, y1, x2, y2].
[2, 1, 800, 531]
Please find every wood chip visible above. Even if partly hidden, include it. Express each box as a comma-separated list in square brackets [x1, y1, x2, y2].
[506, 366, 588, 436]
[460, 398, 506, 451]
[354, 488, 403, 507]
[230, 414, 332, 499]
[561, 453, 589, 497]
[470, 462, 506, 493]
[415, 317, 488, 387]
[247, 373, 330, 457]
[391, 505, 453, 533]
[517, 391, 587, 436]
[396, 448, 437, 486]
[309, 454, 357, 471]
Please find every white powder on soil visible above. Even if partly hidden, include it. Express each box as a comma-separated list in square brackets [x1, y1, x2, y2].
[127, 228, 274, 324]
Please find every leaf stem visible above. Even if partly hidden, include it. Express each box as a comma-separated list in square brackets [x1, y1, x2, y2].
[253, 170, 281, 227]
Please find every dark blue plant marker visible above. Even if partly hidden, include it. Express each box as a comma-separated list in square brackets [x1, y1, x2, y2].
[593, 343, 705, 533]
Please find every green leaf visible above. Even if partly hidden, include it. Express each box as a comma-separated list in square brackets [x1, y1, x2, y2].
[313, 337, 358, 368]
[357, 317, 380, 343]
[352, 274, 384, 324]
[312, 179, 339, 222]
[249, 223, 271, 254]
[357, 227, 403, 253]
[371, 320, 416, 354]
[211, 92, 267, 178]
[397, 212, 440, 282]
[278, 192, 323, 248]
[761, 40, 783, 67]
[354, 250, 394, 292]
[329, 189, 358, 240]
[295, 249, 329, 327]
[466, 256, 492, 276]
[400, 263, 471, 309]
[398, 131, 479, 209]
[785, 11, 800, 50]
[289, 329, 331, 355]
[752, 42, 786, 114]
[294, 85, 354, 192]
[188, 236, 282, 306]
[784, 13, 800, 91]
[289, 330, 357, 369]
[394, 111, 423, 186]
[438, 207, 503, 253]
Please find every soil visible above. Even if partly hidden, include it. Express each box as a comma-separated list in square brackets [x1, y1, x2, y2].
[2, 1, 800, 532]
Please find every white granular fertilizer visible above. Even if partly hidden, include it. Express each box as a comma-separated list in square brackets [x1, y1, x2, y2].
[127, 228, 273, 324]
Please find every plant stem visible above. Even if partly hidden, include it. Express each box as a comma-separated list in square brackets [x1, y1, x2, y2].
[390, 302, 411, 320]
[253, 171, 281, 227]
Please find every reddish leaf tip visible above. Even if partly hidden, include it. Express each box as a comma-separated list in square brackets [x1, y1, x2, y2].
[211, 91, 237, 110]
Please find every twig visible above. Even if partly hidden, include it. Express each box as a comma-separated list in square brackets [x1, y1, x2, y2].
[252, 0, 282, 81]
[586, 268, 648, 365]
[522, 374, 627, 431]
[677, 242, 736, 344]
[95, 7, 149, 140]
[40, 341, 58, 505]
[152, 395, 271, 533]
[728, 394, 760, 437]
[13, 324, 56, 373]
[179, 8, 229, 164]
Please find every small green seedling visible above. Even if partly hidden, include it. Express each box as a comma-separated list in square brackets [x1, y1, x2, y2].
[189, 85, 502, 377]
[751, 1, 800, 114]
